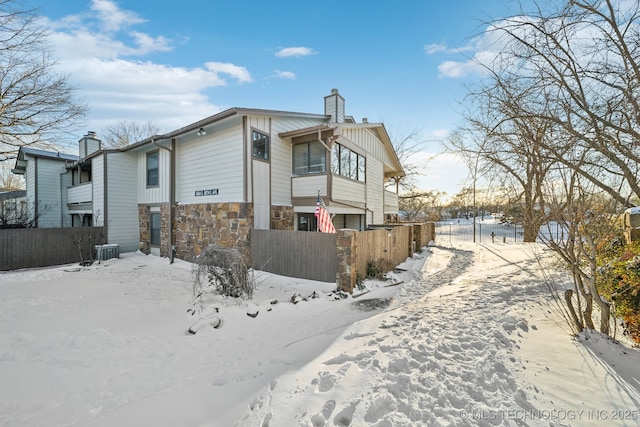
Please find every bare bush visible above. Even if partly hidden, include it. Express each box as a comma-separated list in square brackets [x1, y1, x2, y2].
[192, 246, 254, 301]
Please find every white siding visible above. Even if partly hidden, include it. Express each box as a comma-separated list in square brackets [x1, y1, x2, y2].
[60, 172, 73, 227]
[292, 175, 327, 198]
[332, 175, 365, 204]
[366, 157, 384, 224]
[35, 158, 65, 227]
[341, 128, 382, 159]
[25, 159, 36, 217]
[251, 115, 326, 206]
[137, 146, 170, 204]
[105, 152, 139, 252]
[252, 159, 270, 229]
[384, 190, 399, 213]
[92, 156, 105, 226]
[176, 118, 244, 204]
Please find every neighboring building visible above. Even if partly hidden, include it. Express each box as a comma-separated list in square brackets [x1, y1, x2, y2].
[11, 147, 78, 228]
[12, 89, 405, 261]
[0, 190, 27, 227]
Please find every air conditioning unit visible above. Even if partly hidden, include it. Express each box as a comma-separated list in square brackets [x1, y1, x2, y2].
[96, 244, 120, 261]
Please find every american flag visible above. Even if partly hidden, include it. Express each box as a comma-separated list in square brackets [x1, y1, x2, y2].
[315, 194, 336, 233]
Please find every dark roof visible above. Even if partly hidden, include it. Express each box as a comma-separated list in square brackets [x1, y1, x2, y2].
[0, 190, 26, 200]
[19, 147, 78, 161]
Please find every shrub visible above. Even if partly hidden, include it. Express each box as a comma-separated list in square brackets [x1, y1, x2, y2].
[597, 240, 640, 344]
[192, 246, 254, 300]
[366, 258, 395, 281]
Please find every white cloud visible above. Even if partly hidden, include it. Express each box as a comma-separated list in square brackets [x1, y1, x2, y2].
[205, 62, 253, 83]
[42, 0, 253, 135]
[90, 0, 145, 32]
[275, 47, 316, 58]
[424, 43, 447, 55]
[273, 70, 296, 79]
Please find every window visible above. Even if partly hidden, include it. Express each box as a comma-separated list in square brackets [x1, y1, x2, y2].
[293, 141, 326, 175]
[147, 151, 159, 187]
[331, 143, 365, 182]
[252, 130, 270, 160]
[150, 212, 161, 246]
[297, 213, 317, 231]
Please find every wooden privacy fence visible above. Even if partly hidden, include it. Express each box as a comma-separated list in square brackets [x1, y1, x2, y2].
[250, 229, 337, 282]
[0, 227, 105, 271]
[251, 222, 435, 292]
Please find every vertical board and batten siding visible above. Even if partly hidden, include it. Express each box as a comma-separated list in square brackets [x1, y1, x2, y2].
[35, 158, 66, 227]
[92, 155, 105, 226]
[0, 227, 106, 271]
[105, 152, 139, 252]
[176, 117, 244, 204]
[137, 145, 170, 204]
[250, 229, 337, 282]
[341, 127, 383, 161]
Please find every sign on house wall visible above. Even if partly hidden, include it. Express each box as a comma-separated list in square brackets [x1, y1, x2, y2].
[195, 189, 219, 197]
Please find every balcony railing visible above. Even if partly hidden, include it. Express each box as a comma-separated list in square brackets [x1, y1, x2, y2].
[67, 182, 92, 204]
[384, 189, 398, 212]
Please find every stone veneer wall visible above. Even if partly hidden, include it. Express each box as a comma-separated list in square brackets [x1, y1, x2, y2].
[138, 205, 150, 254]
[159, 205, 171, 256]
[138, 204, 171, 256]
[271, 205, 294, 230]
[173, 202, 253, 263]
[336, 229, 357, 293]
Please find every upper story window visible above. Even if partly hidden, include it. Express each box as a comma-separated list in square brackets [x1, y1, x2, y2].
[252, 130, 270, 160]
[147, 151, 159, 187]
[293, 141, 326, 175]
[331, 143, 365, 182]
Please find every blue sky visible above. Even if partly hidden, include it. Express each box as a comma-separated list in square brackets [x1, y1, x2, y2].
[37, 0, 534, 198]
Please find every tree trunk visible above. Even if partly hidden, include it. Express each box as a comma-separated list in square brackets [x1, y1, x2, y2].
[565, 289, 584, 333]
[582, 294, 596, 330]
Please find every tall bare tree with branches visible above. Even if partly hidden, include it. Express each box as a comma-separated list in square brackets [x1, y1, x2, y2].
[100, 120, 161, 148]
[0, 0, 86, 161]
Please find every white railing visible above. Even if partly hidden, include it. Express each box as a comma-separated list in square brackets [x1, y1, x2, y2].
[67, 182, 92, 204]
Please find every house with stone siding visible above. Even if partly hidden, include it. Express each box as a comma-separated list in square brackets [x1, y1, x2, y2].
[13, 89, 405, 262]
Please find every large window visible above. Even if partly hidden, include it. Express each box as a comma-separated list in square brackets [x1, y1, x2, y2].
[253, 130, 270, 160]
[147, 151, 159, 187]
[292, 141, 326, 175]
[331, 143, 365, 182]
[150, 212, 161, 246]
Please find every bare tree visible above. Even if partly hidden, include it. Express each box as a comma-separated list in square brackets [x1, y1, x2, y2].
[0, 0, 87, 161]
[398, 190, 444, 222]
[0, 162, 24, 190]
[100, 120, 161, 148]
[450, 74, 565, 241]
[540, 165, 618, 335]
[387, 128, 431, 194]
[484, 0, 640, 207]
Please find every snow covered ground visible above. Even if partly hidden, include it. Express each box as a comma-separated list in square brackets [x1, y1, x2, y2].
[1, 222, 639, 426]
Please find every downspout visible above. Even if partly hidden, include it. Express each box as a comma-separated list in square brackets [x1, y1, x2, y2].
[34, 158, 38, 227]
[170, 138, 176, 263]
